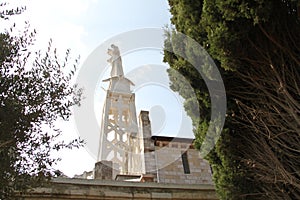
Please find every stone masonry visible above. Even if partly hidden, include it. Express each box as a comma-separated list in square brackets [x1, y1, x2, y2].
[136, 111, 213, 185]
[18, 178, 218, 200]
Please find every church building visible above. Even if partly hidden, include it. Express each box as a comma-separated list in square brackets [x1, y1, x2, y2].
[19, 45, 217, 200]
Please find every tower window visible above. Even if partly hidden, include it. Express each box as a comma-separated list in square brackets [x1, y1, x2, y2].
[181, 152, 190, 174]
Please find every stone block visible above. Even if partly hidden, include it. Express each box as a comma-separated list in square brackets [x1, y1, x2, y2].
[151, 192, 172, 199]
[94, 160, 113, 180]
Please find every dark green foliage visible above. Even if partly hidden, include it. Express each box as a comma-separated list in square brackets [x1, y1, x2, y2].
[0, 4, 83, 199]
[165, 0, 300, 199]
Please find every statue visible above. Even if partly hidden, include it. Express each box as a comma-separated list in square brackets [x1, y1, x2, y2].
[107, 44, 124, 77]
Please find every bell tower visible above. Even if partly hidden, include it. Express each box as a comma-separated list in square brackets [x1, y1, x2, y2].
[97, 44, 142, 175]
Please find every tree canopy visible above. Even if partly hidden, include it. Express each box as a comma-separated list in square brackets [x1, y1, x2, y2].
[0, 3, 83, 199]
[164, 0, 300, 199]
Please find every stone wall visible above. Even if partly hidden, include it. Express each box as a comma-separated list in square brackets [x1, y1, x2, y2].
[154, 141, 213, 185]
[94, 161, 113, 180]
[139, 111, 157, 180]
[138, 111, 213, 185]
[19, 178, 218, 200]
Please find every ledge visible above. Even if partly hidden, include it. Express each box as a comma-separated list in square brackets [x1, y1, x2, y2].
[19, 177, 218, 200]
[52, 177, 215, 190]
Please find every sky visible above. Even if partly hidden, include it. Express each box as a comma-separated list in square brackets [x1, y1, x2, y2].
[1, 0, 196, 177]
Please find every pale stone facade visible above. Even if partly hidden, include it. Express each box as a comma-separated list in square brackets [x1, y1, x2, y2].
[136, 111, 213, 185]
[154, 141, 213, 184]
[97, 44, 142, 176]
[19, 178, 218, 200]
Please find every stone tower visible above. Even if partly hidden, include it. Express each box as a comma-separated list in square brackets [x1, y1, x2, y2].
[97, 44, 142, 175]
[93, 44, 213, 185]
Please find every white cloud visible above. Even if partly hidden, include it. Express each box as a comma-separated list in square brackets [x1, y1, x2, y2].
[27, 0, 90, 18]
[8, 0, 94, 59]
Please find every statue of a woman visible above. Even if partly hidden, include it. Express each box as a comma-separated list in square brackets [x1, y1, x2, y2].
[107, 44, 124, 77]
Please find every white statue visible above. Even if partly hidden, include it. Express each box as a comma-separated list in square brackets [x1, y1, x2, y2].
[107, 44, 124, 77]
